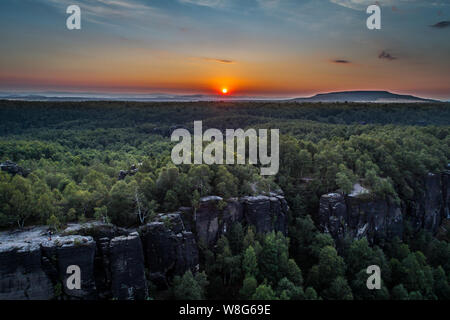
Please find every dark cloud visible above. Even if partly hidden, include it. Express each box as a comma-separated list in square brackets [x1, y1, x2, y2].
[331, 59, 351, 64]
[208, 58, 235, 64]
[378, 51, 397, 61]
[196, 57, 235, 64]
[430, 21, 450, 28]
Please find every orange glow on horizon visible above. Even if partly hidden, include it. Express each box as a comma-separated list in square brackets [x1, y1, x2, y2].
[222, 88, 228, 94]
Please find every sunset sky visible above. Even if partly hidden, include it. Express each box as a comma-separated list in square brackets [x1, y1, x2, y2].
[0, 0, 449, 99]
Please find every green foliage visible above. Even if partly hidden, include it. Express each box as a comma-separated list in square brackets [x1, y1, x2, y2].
[391, 284, 408, 300]
[46, 214, 61, 231]
[172, 271, 208, 300]
[242, 246, 258, 278]
[276, 277, 304, 300]
[251, 284, 277, 300]
[240, 275, 258, 299]
[323, 276, 353, 300]
[258, 232, 289, 285]
[0, 101, 448, 301]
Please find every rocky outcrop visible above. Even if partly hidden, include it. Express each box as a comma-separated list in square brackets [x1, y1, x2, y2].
[195, 196, 243, 246]
[62, 221, 128, 239]
[443, 170, 450, 219]
[0, 240, 54, 300]
[0, 160, 29, 177]
[408, 173, 444, 233]
[41, 235, 97, 299]
[139, 213, 199, 287]
[243, 195, 288, 235]
[194, 194, 288, 247]
[0, 226, 147, 300]
[108, 233, 148, 300]
[318, 192, 403, 245]
[62, 222, 130, 299]
[0, 192, 289, 299]
[118, 164, 140, 180]
[319, 173, 450, 245]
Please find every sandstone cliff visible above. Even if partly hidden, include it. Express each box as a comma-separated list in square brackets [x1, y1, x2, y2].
[318, 172, 449, 245]
[0, 193, 289, 300]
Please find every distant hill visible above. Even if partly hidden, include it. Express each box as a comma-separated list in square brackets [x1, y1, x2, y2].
[0, 90, 441, 102]
[291, 91, 438, 103]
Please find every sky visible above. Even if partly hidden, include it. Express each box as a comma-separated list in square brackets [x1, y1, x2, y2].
[0, 0, 449, 99]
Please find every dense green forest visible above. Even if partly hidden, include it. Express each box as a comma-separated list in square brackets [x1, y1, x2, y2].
[0, 100, 449, 300]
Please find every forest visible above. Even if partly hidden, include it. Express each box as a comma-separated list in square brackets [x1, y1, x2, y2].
[0, 100, 449, 300]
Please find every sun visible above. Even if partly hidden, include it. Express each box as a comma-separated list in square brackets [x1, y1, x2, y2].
[221, 88, 228, 94]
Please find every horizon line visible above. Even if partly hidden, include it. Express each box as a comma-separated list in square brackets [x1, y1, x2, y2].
[0, 89, 446, 102]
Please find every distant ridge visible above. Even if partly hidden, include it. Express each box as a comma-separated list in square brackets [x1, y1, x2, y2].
[291, 91, 438, 103]
[0, 90, 441, 102]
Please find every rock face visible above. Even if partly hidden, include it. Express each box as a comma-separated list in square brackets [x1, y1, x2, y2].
[443, 171, 450, 219]
[140, 213, 199, 287]
[408, 173, 446, 233]
[318, 192, 403, 245]
[194, 194, 288, 247]
[0, 241, 53, 300]
[118, 164, 139, 180]
[0, 193, 289, 299]
[318, 173, 449, 245]
[0, 160, 29, 177]
[108, 233, 148, 300]
[243, 195, 288, 235]
[41, 235, 97, 299]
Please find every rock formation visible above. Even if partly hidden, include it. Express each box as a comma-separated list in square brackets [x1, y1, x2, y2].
[194, 193, 288, 247]
[0, 160, 29, 177]
[0, 192, 287, 300]
[318, 172, 449, 245]
[318, 192, 402, 246]
[108, 233, 148, 299]
[118, 164, 140, 180]
[139, 213, 199, 288]
[407, 173, 446, 233]
[0, 239, 54, 300]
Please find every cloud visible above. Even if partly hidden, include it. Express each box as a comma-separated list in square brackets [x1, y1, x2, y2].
[196, 57, 236, 64]
[178, 0, 224, 8]
[378, 51, 397, 60]
[96, 0, 148, 9]
[257, 0, 281, 9]
[330, 0, 384, 10]
[40, 0, 176, 29]
[41, 0, 160, 20]
[430, 21, 450, 28]
[330, 0, 450, 11]
[331, 59, 351, 64]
